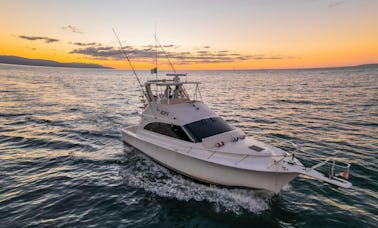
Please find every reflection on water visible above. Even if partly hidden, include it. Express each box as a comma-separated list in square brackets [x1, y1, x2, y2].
[0, 64, 377, 227]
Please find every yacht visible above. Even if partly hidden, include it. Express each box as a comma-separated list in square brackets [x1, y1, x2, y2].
[122, 73, 352, 193]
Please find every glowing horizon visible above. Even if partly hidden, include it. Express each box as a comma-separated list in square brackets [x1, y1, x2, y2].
[1, 0, 377, 70]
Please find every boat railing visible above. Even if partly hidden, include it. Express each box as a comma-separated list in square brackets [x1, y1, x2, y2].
[311, 159, 351, 180]
[267, 136, 351, 180]
[266, 135, 301, 162]
[145, 78, 202, 104]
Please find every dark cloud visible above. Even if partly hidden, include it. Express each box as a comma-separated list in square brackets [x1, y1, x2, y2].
[70, 45, 175, 60]
[203, 46, 211, 49]
[329, 1, 345, 8]
[18, 35, 59, 43]
[62, 25, 83, 34]
[143, 45, 154, 48]
[197, 50, 210, 55]
[70, 43, 292, 64]
[143, 44, 180, 49]
[70, 46, 121, 59]
[70, 42, 102, 46]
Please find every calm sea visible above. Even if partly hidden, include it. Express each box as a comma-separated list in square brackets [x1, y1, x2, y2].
[0, 63, 377, 227]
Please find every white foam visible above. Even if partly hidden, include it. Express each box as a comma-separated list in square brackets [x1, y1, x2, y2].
[70, 150, 123, 161]
[120, 152, 273, 214]
[282, 183, 292, 191]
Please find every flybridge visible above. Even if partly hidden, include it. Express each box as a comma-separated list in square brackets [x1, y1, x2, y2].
[144, 74, 202, 104]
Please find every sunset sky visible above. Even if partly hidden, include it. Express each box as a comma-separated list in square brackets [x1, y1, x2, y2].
[1, 0, 377, 70]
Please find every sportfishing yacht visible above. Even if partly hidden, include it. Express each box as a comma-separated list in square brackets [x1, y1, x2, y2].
[122, 73, 352, 193]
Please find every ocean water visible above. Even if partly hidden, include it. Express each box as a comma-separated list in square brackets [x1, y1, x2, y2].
[0, 63, 377, 227]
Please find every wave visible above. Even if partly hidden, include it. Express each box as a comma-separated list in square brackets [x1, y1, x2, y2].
[273, 99, 337, 106]
[0, 134, 97, 151]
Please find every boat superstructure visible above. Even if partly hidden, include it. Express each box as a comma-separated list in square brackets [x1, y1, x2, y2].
[122, 73, 352, 193]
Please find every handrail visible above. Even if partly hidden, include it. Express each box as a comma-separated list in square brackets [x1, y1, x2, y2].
[267, 135, 301, 160]
[310, 158, 351, 180]
[266, 135, 351, 180]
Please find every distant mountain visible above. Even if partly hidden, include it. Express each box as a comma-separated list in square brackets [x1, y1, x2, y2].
[355, 63, 378, 68]
[311, 63, 378, 71]
[0, 55, 112, 69]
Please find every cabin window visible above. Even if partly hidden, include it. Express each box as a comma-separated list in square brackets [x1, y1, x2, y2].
[144, 122, 192, 142]
[184, 117, 234, 142]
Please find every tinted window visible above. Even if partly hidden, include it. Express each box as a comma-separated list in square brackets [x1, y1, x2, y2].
[144, 122, 192, 142]
[184, 117, 233, 142]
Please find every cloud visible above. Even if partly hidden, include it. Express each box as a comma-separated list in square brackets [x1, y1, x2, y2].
[70, 46, 121, 59]
[18, 35, 59, 43]
[70, 42, 102, 46]
[197, 50, 210, 55]
[62, 25, 83, 34]
[329, 1, 345, 8]
[249, 54, 288, 60]
[143, 44, 180, 49]
[25, 46, 36, 51]
[69, 43, 292, 64]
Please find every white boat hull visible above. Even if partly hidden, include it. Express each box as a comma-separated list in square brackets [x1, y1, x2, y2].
[122, 128, 298, 193]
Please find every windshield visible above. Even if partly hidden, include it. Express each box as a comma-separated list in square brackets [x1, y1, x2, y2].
[184, 117, 233, 142]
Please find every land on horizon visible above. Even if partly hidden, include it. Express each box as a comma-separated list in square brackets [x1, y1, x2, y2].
[0, 55, 111, 69]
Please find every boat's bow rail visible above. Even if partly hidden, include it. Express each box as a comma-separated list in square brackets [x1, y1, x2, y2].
[265, 136, 302, 163]
[311, 158, 351, 180]
[267, 137, 352, 189]
[288, 158, 352, 189]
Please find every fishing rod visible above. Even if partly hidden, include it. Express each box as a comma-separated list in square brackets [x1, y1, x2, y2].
[153, 34, 177, 74]
[154, 22, 158, 80]
[112, 28, 147, 101]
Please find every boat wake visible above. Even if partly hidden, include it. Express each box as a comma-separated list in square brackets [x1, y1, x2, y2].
[120, 148, 273, 214]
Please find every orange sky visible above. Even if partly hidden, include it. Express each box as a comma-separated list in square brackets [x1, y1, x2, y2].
[1, 0, 377, 70]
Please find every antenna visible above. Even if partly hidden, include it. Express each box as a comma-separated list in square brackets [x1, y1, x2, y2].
[112, 28, 147, 101]
[153, 34, 177, 74]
